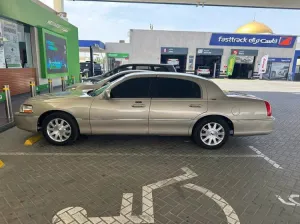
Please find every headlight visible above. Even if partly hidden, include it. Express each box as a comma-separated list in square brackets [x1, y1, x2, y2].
[20, 104, 33, 113]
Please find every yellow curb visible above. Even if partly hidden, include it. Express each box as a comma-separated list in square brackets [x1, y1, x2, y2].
[24, 134, 42, 146]
[0, 160, 4, 168]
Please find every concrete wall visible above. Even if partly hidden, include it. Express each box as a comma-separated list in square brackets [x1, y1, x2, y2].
[127, 29, 296, 74]
[105, 42, 132, 55]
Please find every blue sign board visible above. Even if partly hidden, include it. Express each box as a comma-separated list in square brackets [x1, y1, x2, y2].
[209, 33, 297, 48]
[268, 58, 292, 63]
[79, 40, 105, 49]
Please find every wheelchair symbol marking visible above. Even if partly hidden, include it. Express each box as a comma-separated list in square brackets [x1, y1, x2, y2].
[276, 194, 300, 206]
[53, 167, 240, 224]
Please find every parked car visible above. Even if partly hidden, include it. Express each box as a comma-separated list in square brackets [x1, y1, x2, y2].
[196, 66, 211, 76]
[66, 70, 148, 92]
[15, 72, 274, 149]
[167, 58, 180, 71]
[82, 63, 176, 83]
[80, 62, 103, 77]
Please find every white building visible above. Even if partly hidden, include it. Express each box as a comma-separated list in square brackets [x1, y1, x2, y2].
[106, 21, 297, 80]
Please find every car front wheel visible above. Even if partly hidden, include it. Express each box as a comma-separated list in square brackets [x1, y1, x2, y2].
[42, 112, 79, 146]
[193, 118, 229, 150]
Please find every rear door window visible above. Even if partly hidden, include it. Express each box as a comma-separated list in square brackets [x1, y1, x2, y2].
[151, 77, 201, 98]
[111, 77, 153, 98]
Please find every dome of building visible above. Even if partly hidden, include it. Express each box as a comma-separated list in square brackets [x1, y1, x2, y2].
[235, 21, 273, 34]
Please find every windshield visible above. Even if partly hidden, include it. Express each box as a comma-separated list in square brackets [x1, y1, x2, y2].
[89, 84, 109, 96]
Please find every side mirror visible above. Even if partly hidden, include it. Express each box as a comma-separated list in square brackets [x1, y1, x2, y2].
[104, 89, 111, 99]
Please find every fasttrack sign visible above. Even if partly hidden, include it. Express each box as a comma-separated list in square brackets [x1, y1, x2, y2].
[210, 33, 297, 48]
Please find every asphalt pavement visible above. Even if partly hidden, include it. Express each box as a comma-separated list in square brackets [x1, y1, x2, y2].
[0, 89, 300, 224]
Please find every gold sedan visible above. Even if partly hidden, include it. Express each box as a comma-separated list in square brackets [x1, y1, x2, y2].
[15, 72, 274, 149]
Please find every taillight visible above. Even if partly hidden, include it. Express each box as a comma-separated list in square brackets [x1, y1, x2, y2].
[264, 101, 272, 116]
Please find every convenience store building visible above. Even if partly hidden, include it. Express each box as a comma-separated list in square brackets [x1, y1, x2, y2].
[0, 0, 79, 96]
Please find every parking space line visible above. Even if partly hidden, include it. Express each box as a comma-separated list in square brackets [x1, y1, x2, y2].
[184, 183, 240, 224]
[24, 134, 42, 146]
[249, 146, 283, 169]
[53, 167, 197, 224]
[0, 152, 263, 158]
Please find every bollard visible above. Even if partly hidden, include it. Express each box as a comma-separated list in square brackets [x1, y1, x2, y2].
[71, 75, 75, 85]
[48, 79, 53, 93]
[3, 85, 13, 121]
[61, 77, 66, 91]
[30, 81, 36, 97]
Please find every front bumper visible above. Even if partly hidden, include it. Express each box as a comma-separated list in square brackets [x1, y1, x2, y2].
[14, 112, 39, 133]
[233, 117, 275, 136]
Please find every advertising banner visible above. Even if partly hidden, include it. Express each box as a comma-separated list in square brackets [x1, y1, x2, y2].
[258, 55, 269, 78]
[0, 20, 5, 68]
[226, 54, 236, 76]
[3, 20, 21, 68]
[188, 55, 194, 70]
[45, 32, 68, 74]
[210, 33, 297, 48]
[261, 58, 292, 80]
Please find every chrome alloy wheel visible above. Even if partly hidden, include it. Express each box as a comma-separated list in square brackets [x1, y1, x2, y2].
[46, 118, 72, 142]
[200, 122, 225, 146]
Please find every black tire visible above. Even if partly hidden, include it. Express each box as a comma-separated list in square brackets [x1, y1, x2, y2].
[42, 112, 79, 146]
[193, 117, 230, 150]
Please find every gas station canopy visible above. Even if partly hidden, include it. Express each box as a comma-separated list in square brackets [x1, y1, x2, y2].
[70, 0, 300, 9]
[79, 40, 105, 53]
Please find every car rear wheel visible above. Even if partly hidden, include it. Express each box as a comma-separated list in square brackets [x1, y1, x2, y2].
[193, 118, 229, 150]
[42, 112, 79, 146]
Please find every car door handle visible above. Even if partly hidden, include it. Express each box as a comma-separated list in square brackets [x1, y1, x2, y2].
[189, 104, 202, 108]
[132, 104, 145, 108]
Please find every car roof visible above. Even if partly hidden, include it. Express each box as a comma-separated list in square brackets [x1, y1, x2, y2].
[120, 63, 173, 66]
[124, 71, 211, 81]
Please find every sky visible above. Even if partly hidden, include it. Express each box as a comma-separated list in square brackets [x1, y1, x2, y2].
[40, 0, 300, 43]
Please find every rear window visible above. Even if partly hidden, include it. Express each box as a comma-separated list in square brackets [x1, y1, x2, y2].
[198, 66, 210, 69]
[153, 66, 169, 72]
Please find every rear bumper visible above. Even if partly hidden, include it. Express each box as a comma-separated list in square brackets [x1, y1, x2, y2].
[233, 117, 275, 136]
[14, 112, 39, 133]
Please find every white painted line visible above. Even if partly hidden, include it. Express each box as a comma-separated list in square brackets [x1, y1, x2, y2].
[276, 194, 300, 206]
[0, 151, 263, 158]
[293, 93, 300, 94]
[53, 167, 197, 224]
[184, 183, 240, 224]
[249, 146, 283, 169]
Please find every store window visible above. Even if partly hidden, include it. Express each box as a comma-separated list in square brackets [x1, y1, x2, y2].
[0, 17, 33, 69]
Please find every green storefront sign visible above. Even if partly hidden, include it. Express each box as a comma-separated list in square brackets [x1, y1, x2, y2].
[107, 53, 129, 58]
[0, 0, 80, 81]
[226, 54, 236, 76]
